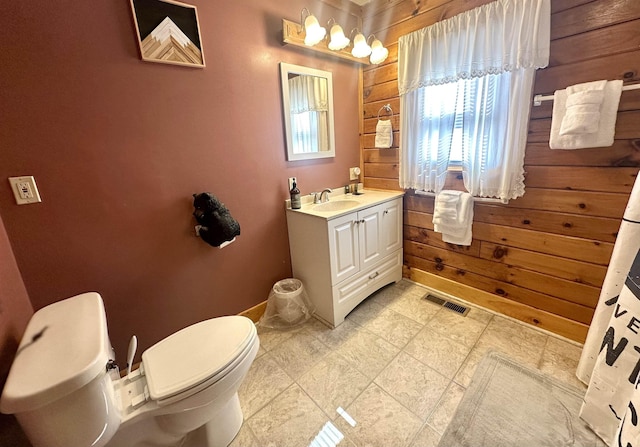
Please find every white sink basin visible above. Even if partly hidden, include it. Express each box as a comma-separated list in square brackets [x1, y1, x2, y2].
[286, 190, 405, 219]
[312, 200, 360, 212]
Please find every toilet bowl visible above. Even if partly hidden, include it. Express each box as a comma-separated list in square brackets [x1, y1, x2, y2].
[0, 292, 259, 447]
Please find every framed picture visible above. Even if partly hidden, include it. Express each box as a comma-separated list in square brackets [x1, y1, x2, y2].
[130, 0, 205, 68]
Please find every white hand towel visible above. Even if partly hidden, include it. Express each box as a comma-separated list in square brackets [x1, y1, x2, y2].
[433, 191, 460, 223]
[559, 86, 605, 135]
[432, 190, 474, 246]
[566, 90, 605, 107]
[442, 226, 472, 246]
[566, 80, 607, 95]
[375, 119, 393, 148]
[559, 103, 601, 135]
[549, 80, 623, 150]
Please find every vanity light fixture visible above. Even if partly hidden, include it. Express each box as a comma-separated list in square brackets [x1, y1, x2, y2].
[327, 19, 350, 51]
[281, 10, 388, 65]
[350, 29, 371, 58]
[301, 8, 326, 46]
[369, 35, 389, 64]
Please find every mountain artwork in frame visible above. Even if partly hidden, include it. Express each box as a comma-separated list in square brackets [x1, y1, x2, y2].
[130, 0, 205, 67]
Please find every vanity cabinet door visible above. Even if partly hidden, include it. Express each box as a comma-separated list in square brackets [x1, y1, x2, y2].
[327, 198, 401, 287]
[358, 204, 382, 271]
[380, 198, 402, 258]
[328, 212, 360, 284]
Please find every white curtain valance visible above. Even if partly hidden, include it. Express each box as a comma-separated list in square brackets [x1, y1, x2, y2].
[288, 75, 329, 114]
[398, 0, 550, 95]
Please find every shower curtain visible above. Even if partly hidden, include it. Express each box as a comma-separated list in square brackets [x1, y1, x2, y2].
[577, 170, 640, 446]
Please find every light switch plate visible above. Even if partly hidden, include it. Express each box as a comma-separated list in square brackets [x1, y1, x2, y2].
[288, 177, 297, 190]
[8, 176, 42, 205]
[349, 167, 361, 181]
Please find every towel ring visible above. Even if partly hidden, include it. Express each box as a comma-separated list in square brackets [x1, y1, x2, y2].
[377, 104, 394, 120]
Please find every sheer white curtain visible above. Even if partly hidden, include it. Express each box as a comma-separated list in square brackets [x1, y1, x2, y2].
[288, 75, 329, 153]
[398, 0, 550, 201]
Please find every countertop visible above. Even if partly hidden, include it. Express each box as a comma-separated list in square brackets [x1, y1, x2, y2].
[285, 188, 404, 219]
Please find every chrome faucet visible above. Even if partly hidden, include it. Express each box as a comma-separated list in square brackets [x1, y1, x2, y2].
[319, 188, 332, 203]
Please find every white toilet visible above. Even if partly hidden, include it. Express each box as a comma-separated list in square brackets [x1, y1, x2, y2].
[0, 292, 260, 447]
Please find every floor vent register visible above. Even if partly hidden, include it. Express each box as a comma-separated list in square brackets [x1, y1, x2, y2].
[422, 294, 470, 316]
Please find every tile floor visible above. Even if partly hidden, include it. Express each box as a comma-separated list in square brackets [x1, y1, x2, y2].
[232, 279, 585, 447]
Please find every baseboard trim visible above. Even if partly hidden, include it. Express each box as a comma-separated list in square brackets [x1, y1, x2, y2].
[408, 267, 589, 343]
[238, 300, 267, 323]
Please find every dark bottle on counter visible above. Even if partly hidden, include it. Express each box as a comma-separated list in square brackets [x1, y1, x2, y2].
[290, 181, 301, 209]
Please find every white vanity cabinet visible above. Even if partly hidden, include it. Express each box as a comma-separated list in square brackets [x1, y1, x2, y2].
[286, 193, 403, 327]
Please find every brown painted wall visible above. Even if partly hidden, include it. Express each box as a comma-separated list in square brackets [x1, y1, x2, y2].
[0, 0, 361, 360]
[0, 215, 33, 445]
[361, 0, 640, 342]
[0, 214, 32, 379]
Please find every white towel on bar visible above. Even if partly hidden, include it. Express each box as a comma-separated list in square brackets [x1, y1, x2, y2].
[549, 80, 623, 150]
[559, 81, 605, 135]
[375, 119, 393, 148]
[432, 190, 474, 246]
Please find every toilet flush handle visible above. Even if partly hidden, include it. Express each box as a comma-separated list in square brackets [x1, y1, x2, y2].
[127, 335, 138, 378]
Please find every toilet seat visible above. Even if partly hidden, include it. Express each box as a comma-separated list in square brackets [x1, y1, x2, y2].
[142, 316, 257, 406]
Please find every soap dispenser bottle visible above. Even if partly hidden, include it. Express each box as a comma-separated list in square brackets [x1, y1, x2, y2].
[290, 181, 301, 209]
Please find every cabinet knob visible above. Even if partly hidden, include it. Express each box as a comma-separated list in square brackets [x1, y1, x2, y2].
[384, 210, 389, 215]
[369, 271, 380, 279]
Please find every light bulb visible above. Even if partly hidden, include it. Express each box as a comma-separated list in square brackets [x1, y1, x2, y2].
[303, 14, 326, 46]
[328, 24, 350, 51]
[351, 33, 371, 58]
[370, 39, 389, 64]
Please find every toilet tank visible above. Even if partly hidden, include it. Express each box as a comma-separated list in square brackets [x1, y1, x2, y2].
[0, 292, 121, 447]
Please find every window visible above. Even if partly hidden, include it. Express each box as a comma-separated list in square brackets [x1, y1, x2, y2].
[397, 0, 550, 202]
[421, 80, 464, 167]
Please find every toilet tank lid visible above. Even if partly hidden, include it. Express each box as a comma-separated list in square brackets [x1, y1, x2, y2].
[0, 292, 113, 414]
[142, 316, 256, 401]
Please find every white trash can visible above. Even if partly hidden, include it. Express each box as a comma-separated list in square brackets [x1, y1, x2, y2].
[273, 279, 305, 323]
[259, 279, 314, 328]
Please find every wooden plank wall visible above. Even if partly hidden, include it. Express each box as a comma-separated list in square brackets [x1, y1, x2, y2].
[360, 0, 640, 342]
